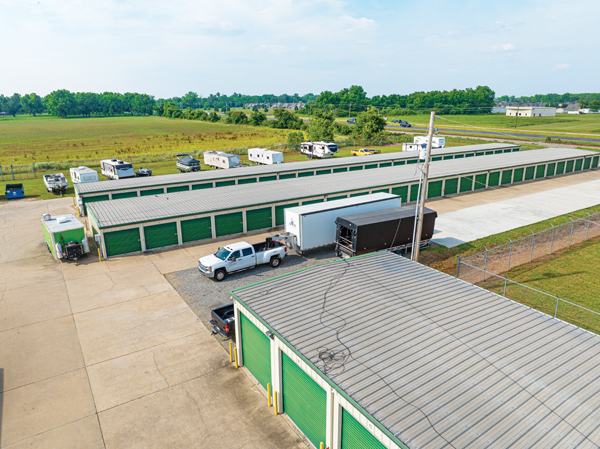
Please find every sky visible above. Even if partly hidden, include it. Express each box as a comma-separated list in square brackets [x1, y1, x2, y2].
[0, 0, 598, 98]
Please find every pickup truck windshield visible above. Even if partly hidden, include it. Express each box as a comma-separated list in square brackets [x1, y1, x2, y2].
[215, 247, 231, 260]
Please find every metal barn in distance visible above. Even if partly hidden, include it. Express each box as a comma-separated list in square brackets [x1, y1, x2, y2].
[231, 251, 600, 449]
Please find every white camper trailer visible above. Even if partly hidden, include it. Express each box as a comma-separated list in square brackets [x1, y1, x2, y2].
[248, 148, 284, 165]
[100, 159, 136, 180]
[203, 151, 242, 169]
[413, 136, 446, 148]
[300, 141, 338, 159]
[70, 166, 99, 184]
[402, 143, 425, 152]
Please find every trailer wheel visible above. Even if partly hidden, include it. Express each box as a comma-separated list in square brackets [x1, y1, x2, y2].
[269, 256, 281, 268]
[46, 243, 51, 253]
[214, 269, 227, 282]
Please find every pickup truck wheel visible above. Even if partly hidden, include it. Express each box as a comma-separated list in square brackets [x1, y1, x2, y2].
[215, 269, 227, 281]
[270, 256, 281, 268]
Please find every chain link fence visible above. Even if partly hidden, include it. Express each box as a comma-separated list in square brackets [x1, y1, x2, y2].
[457, 212, 600, 335]
[0, 163, 37, 181]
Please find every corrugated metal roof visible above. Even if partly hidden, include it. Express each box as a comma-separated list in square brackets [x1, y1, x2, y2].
[231, 252, 600, 449]
[76, 143, 518, 195]
[88, 148, 594, 228]
[337, 206, 436, 226]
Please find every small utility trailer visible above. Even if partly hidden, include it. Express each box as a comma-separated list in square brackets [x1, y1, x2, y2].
[5, 183, 24, 199]
[41, 213, 90, 262]
[335, 206, 437, 257]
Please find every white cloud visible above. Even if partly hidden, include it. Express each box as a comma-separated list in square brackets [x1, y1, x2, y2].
[491, 43, 515, 51]
[552, 63, 569, 70]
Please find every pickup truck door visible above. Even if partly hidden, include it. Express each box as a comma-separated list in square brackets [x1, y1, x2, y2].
[236, 247, 256, 270]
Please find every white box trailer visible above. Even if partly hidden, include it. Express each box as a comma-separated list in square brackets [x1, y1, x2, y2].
[248, 148, 284, 165]
[70, 166, 99, 184]
[413, 136, 446, 148]
[277, 193, 402, 253]
[203, 151, 242, 169]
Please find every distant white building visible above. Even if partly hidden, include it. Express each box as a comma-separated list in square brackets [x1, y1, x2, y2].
[491, 106, 506, 114]
[568, 110, 581, 115]
[506, 106, 556, 117]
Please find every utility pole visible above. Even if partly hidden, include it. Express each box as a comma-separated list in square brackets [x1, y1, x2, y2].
[412, 111, 436, 262]
[515, 104, 520, 129]
[348, 103, 352, 118]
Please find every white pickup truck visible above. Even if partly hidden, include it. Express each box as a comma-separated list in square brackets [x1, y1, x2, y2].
[198, 239, 287, 281]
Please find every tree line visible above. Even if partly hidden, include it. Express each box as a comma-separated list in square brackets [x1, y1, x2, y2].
[496, 92, 600, 105]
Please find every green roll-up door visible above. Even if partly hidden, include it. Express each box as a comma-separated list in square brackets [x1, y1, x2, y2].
[512, 148, 520, 152]
[556, 161, 565, 174]
[279, 173, 296, 179]
[410, 184, 420, 202]
[282, 353, 326, 449]
[394, 160, 406, 165]
[82, 194, 110, 209]
[112, 191, 137, 200]
[365, 164, 377, 170]
[372, 188, 389, 194]
[349, 166, 363, 171]
[584, 158, 592, 170]
[167, 185, 189, 193]
[535, 165, 546, 178]
[485, 151, 494, 155]
[488, 172, 500, 187]
[350, 192, 368, 197]
[316, 169, 331, 175]
[503, 149, 512, 153]
[408, 159, 418, 165]
[238, 178, 257, 185]
[144, 222, 178, 250]
[427, 180, 442, 198]
[181, 217, 212, 243]
[341, 408, 386, 449]
[298, 171, 314, 177]
[333, 167, 348, 173]
[443, 155, 453, 160]
[275, 203, 298, 226]
[328, 195, 347, 201]
[444, 178, 458, 195]
[466, 153, 475, 158]
[474, 174, 487, 190]
[104, 228, 142, 257]
[259, 175, 277, 182]
[575, 159, 583, 171]
[494, 150, 503, 154]
[565, 160, 574, 173]
[303, 199, 324, 205]
[546, 163, 556, 176]
[240, 314, 271, 390]
[592, 156, 599, 168]
[141, 188, 165, 196]
[475, 152, 485, 156]
[524, 166, 535, 180]
[501, 170, 513, 185]
[459, 176, 473, 193]
[216, 180, 236, 187]
[432, 156, 442, 161]
[391, 186, 408, 203]
[215, 212, 243, 236]
[513, 168, 524, 182]
[247, 207, 272, 231]
[379, 162, 392, 167]
[454, 154, 464, 159]
[192, 183, 213, 190]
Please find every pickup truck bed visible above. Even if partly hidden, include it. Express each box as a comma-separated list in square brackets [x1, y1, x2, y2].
[210, 303, 235, 338]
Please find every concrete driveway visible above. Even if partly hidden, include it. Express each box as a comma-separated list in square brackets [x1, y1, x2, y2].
[0, 198, 305, 449]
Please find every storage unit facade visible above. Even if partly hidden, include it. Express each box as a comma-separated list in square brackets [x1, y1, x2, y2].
[86, 148, 598, 258]
[75, 143, 520, 215]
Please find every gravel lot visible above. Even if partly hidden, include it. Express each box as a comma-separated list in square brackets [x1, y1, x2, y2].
[165, 247, 340, 349]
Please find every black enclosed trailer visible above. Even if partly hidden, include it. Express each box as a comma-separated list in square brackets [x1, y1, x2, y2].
[335, 206, 437, 257]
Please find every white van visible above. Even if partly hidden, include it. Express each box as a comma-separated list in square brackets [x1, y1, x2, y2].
[100, 159, 136, 180]
[70, 166, 99, 184]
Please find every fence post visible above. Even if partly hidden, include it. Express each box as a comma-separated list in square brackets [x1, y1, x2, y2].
[10, 164, 14, 180]
[569, 221, 574, 246]
[456, 255, 461, 278]
[550, 225, 555, 254]
[530, 233, 535, 262]
[507, 240, 513, 271]
[503, 278, 508, 297]
[586, 214, 591, 240]
[0, 164, 3, 182]
[554, 296, 560, 319]
[482, 248, 488, 282]
[32, 163, 36, 178]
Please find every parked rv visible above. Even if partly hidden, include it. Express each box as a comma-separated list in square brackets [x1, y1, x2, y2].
[300, 141, 339, 159]
[198, 239, 287, 281]
[413, 136, 446, 148]
[5, 183, 24, 199]
[271, 193, 402, 254]
[177, 154, 201, 172]
[335, 206, 437, 257]
[43, 173, 69, 193]
[41, 213, 90, 262]
[101, 159, 136, 180]
[70, 166, 99, 184]
[402, 143, 426, 152]
[203, 151, 242, 169]
[248, 148, 284, 165]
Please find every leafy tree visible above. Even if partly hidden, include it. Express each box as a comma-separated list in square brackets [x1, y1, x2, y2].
[270, 108, 303, 130]
[333, 122, 352, 136]
[207, 111, 221, 122]
[352, 111, 386, 139]
[21, 93, 44, 116]
[6, 93, 22, 116]
[286, 131, 305, 150]
[225, 110, 249, 124]
[249, 110, 267, 126]
[306, 109, 335, 141]
[263, 107, 268, 112]
[45, 90, 76, 118]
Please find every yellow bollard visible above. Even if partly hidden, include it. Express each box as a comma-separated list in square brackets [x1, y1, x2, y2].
[320, 443, 324, 449]
[98, 248, 102, 263]
[229, 341, 233, 363]
[274, 391, 278, 415]
[267, 384, 272, 407]
[72, 196, 75, 206]
[234, 348, 239, 369]
[77, 207, 80, 217]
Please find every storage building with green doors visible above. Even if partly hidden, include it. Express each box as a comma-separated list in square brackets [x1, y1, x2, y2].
[86, 148, 598, 258]
[231, 251, 600, 449]
[74, 143, 520, 215]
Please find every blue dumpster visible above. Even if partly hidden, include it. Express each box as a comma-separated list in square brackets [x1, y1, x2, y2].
[5, 184, 24, 199]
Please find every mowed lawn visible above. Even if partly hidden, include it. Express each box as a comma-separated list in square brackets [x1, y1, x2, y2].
[481, 237, 600, 335]
[0, 115, 289, 165]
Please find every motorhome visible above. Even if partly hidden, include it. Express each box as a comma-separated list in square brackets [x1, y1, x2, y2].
[100, 159, 136, 180]
[300, 141, 338, 159]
